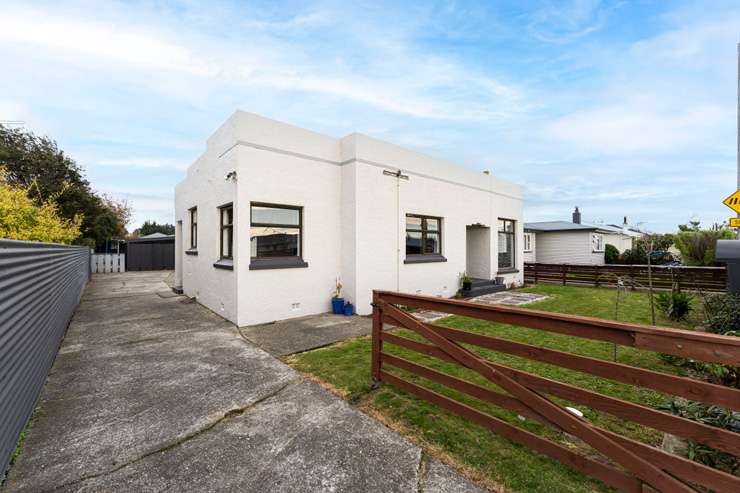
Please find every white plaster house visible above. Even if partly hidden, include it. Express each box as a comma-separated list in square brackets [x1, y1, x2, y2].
[174, 111, 524, 326]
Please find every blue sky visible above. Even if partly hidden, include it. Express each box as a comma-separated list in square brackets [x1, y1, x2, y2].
[1, 0, 738, 232]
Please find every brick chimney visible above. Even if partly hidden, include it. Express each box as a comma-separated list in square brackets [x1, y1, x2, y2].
[572, 206, 581, 224]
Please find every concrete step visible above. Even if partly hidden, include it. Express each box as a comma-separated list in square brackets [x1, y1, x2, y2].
[461, 283, 506, 297]
[469, 278, 495, 288]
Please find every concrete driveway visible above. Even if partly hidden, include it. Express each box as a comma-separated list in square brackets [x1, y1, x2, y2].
[4, 271, 486, 492]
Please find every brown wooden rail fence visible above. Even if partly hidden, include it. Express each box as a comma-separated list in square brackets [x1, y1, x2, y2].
[371, 291, 740, 493]
[524, 262, 727, 292]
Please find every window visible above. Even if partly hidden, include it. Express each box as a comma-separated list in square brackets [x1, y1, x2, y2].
[189, 207, 197, 249]
[405, 214, 445, 263]
[592, 233, 604, 252]
[498, 219, 516, 270]
[219, 204, 233, 259]
[249, 203, 308, 270]
[523, 232, 532, 252]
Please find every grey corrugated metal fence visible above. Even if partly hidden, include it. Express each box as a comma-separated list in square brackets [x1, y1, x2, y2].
[0, 239, 90, 476]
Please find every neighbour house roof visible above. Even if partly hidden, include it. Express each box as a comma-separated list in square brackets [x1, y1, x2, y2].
[586, 224, 643, 237]
[139, 232, 171, 239]
[524, 221, 601, 232]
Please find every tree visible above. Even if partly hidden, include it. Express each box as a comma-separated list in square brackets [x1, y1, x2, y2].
[0, 124, 129, 245]
[674, 222, 735, 266]
[0, 168, 81, 243]
[136, 221, 175, 236]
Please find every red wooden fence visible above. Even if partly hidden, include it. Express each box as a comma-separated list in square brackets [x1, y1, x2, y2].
[524, 262, 726, 292]
[371, 290, 740, 493]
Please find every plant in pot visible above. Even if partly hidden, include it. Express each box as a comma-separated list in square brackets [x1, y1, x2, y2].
[460, 272, 472, 291]
[331, 278, 344, 314]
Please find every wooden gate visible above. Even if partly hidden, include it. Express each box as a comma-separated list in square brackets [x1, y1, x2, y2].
[90, 253, 125, 273]
[371, 291, 740, 493]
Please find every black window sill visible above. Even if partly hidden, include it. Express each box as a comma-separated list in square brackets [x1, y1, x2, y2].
[213, 258, 234, 270]
[497, 268, 519, 274]
[185, 249, 198, 256]
[249, 257, 308, 270]
[404, 255, 447, 264]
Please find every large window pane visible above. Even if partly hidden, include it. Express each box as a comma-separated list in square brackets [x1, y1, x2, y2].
[405, 231, 422, 254]
[498, 218, 515, 269]
[250, 227, 300, 257]
[424, 232, 440, 254]
[222, 227, 232, 257]
[406, 216, 422, 230]
[405, 214, 443, 257]
[251, 206, 299, 226]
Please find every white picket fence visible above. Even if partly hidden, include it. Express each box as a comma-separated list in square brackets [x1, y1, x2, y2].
[91, 253, 126, 273]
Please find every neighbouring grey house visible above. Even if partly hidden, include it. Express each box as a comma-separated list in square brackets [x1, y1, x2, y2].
[525, 207, 615, 265]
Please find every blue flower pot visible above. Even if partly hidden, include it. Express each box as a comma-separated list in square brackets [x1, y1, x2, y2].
[332, 298, 344, 314]
[343, 303, 354, 316]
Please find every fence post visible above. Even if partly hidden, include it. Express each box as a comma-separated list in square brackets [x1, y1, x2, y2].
[371, 291, 382, 386]
[594, 265, 600, 288]
[534, 263, 539, 284]
[562, 265, 567, 286]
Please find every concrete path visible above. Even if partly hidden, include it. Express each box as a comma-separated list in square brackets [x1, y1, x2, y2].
[4, 272, 487, 492]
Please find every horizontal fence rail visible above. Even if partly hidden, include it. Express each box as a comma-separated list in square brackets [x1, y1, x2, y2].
[0, 239, 90, 476]
[371, 290, 740, 493]
[524, 262, 726, 292]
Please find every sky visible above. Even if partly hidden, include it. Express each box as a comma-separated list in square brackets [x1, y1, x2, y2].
[1, 0, 738, 232]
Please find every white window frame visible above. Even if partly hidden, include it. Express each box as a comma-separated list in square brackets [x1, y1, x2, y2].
[592, 233, 604, 253]
[523, 233, 532, 252]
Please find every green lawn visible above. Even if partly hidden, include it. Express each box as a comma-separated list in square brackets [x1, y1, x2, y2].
[288, 285, 701, 493]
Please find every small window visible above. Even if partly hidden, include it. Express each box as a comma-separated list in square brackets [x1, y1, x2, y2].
[523, 232, 532, 252]
[250, 203, 302, 259]
[219, 204, 233, 259]
[592, 233, 604, 252]
[498, 219, 516, 270]
[189, 207, 197, 249]
[405, 214, 441, 256]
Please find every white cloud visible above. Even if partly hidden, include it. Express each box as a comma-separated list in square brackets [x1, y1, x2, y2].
[545, 102, 729, 153]
[0, 3, 526, 123]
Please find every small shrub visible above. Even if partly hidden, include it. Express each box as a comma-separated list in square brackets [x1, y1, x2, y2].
[655, 291, 693, 321]
[703, 293, 740, 336]
[661, 399, 740, 474]
[604, 244, 620, 264]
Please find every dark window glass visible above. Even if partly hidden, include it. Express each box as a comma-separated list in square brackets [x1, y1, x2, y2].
[405, 214, 442, 256]
[189, 207, 197, 249]
[220, 204, 233, 259]
[250, 204, 302, 259]
[498, 219, 515, 269]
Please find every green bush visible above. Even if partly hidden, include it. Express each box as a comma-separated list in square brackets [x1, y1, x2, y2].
[655, 291, 693, 321]
[673, 227, 735, 266]
[604, 244, 620, 264]
[703, 293, 740, 336]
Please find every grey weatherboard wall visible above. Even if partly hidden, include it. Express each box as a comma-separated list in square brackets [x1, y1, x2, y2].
[0, 240, 90, 476]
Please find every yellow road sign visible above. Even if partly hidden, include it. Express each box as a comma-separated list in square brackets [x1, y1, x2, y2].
[731, 217, 740, 228]
[723, 190, 740, 213]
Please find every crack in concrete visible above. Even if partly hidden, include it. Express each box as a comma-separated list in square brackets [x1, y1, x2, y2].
[49, 379, 300, 492]
[416, 451, 429, 493]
